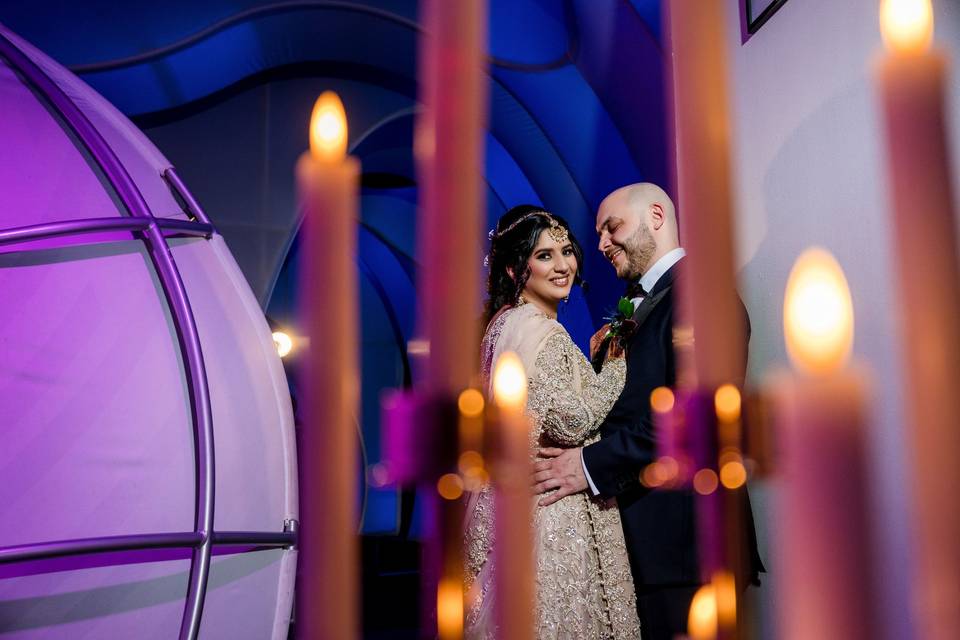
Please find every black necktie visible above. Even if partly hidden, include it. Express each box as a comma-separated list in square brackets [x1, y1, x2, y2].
[626, 280, 647, 299]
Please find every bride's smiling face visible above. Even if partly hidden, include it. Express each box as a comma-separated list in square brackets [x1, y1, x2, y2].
[520, 230, 577, 309]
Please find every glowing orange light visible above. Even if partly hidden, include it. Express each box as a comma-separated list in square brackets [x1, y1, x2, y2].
[688, 583, 718, 640]
[720, 461, 747, 489]
[493, 352, 527, 411]
[659, 456, 679, 483]
[437, 473, 464, 500]
[714, 384, 741, 423]
[784, 248, 854, 375]
[309, 91, 348, 161]
[650, 386, 675, 413]
[693, 469, 719, 495]
[880, 0, 934, 54]
[458, 388, 485, 417]
[713, 571, 737, 629]
[437, 578, 463, 640]
[642, 462, 666, 488]
[458, 450, 484, 474]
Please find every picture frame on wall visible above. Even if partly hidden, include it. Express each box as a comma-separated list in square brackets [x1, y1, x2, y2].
[740, 0, 789, 42]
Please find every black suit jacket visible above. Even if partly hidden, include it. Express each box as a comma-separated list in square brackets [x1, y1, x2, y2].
[582, 261, 762, 587]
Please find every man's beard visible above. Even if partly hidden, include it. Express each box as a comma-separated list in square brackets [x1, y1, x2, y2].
[618, 222, 656, 280]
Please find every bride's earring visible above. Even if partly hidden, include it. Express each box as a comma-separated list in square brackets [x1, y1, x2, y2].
[562, 295, 569, 303]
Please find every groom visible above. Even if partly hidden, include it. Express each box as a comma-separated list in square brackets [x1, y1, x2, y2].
[532, 183, 762, 639]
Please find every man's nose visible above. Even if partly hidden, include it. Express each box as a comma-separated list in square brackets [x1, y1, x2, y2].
[598, 234, 609, 252]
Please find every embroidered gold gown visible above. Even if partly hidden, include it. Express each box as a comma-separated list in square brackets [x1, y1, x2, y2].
[464, 303, 641, 639]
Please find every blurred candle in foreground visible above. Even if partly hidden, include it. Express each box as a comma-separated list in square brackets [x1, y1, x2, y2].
[876, 2, 960, 637]
[437, 578, 464, 640]
[295, 90, 360, 639]
[491, 352, 534, 640]
[771, 249, 874, 640]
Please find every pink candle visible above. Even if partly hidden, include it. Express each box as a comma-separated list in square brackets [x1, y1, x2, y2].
[666, 0, 744, 389]
[772, 249, 874, 640]
[492, 352, 535, 640]
[296, 91, 360, 639]
[876, 2, 960, 637]
[416, 0, 488, 394]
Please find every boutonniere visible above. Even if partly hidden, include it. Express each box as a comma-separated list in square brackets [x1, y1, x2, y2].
[604, 297, 639, 340]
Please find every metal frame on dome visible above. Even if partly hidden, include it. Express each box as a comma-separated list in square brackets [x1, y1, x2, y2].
[0, 33, 295, 640]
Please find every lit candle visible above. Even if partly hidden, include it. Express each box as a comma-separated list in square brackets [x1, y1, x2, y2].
[876, 3, 960, 637]
[437, 577, 464, 640]
[415, 0, 487, 394]
[772, 249, 875, 640]
[492, 352, 534, 640]
[296, 91, 361, 638]
[666, 0, 745, 389]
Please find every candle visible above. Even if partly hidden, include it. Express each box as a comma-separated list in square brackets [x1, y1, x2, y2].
[415, 0, 487, 394]
[437, 577, 464, 640]
[666, 0, 745, 389]
[876, 2, 960, 637]
[772, 249, 874, 640]
[491, 352, 534, 640]
[296, 91, 361, 639]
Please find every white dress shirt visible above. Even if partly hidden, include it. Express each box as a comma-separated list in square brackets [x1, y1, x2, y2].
[581, 248, 686, 496]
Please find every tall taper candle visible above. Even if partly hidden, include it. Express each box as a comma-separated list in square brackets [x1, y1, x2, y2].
[415, 0, 487, 394]
[296, 91, 360, 639]
[876, 2, 960, 637]
[772, 249, 875, 640]
[492, 352, 535, 640]
[666, 0, 745, 389]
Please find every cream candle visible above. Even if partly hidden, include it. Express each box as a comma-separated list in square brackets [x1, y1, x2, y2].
[772, 249, 874, 640]
[491, 352, 534, 640]
[296, 91, 361, 639]
[876, 2, 960, 636]
[666, 0, 744, 389]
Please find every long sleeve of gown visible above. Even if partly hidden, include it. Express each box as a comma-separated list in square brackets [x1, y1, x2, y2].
[530, 331, 626, 446]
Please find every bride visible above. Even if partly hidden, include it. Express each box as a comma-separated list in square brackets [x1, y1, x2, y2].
[465, 205, 640, 639]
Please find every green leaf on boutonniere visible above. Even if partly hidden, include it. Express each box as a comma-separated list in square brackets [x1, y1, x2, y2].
[618, 297, 635, 317]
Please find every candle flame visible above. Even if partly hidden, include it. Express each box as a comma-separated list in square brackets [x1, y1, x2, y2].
[650, 386, 676, 413]
[784, 248, 854, 375]
[713, 571, 737, 629]
[714, 384, 741, 423]
[309, 91, 348, 161]
[880, 0, 933, 54]
[688, 583, 718, 640]
[493, 351, 527, 410]
[437, 578, 463, 640]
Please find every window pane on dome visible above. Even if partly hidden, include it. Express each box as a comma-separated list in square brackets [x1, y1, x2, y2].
[0, 556, 190, 637]
[6, 32, 187, 220]
[199, 549, 294, 639]
[0, 240, 195, 547]
[0, 57, 126, 229]
[168, 236, 296, 533]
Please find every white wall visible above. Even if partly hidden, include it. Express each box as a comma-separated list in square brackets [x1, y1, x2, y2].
[725, 0, 960, 637]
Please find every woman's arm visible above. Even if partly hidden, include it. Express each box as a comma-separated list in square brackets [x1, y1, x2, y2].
[531, 331, 626, 446]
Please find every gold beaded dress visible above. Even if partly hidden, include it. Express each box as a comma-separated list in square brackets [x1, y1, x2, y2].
[464, 303, 641, 639]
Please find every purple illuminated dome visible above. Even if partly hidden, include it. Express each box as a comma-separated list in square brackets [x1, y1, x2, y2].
[0, 26, 297, 639]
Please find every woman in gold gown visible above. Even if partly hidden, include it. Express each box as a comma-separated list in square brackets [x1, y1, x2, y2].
[464, 206, 640, 639]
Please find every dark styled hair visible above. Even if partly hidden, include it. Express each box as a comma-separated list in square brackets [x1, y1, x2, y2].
[483, 205, 586, 323]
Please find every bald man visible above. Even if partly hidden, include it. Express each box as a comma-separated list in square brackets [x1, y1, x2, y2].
[533, 183, 762, 639]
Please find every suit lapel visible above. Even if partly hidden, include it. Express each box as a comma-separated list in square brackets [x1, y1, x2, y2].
[631, 262, 678, 329]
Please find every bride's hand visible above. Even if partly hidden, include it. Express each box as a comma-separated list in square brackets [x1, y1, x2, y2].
[589, 324, 611, 359]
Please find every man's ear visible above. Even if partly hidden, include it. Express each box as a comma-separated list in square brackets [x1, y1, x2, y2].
[649, 203, 665, 231]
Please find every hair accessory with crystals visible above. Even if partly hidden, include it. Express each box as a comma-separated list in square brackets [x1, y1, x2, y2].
[489, 210, 569, 245]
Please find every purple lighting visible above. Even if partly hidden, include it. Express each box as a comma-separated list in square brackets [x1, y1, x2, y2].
[0, 24, 296, 640]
